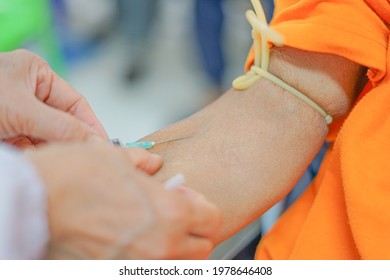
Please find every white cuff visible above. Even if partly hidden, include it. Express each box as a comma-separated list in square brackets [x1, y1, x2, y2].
[0, 144, 49, 259]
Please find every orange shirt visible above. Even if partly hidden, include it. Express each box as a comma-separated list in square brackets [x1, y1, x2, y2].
[248, 0, 390, 259]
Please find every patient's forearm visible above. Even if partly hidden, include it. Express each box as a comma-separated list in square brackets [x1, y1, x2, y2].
[146, 82, 326, 243]
[143, 47, 364, 243]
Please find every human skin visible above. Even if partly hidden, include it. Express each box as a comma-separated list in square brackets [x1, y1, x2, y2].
[0, 49, 107, 148]
[27, 143, 221, 259]
[0, 49, 222, 259]
[140, 46, 366, 243]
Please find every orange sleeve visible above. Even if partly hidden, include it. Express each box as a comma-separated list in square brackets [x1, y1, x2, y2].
[246, 0, 388, 83]
[245, 0, 389, 141]
[271, 0, 388, 82]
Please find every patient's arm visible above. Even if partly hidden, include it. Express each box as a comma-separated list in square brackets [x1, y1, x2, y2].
[142, 47, 366, 243]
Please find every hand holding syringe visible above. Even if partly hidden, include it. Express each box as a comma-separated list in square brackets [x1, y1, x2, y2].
[110, 137, 187, 190]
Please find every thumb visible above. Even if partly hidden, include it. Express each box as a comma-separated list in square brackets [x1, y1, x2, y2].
[23, 101, 103, 143]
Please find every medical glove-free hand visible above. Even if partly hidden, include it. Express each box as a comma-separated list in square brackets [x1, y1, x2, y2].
[27, 143, 221, 259]
[0, 50, 107, 148]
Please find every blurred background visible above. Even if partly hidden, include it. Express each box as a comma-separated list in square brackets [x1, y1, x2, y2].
[0, 0, 275, 259]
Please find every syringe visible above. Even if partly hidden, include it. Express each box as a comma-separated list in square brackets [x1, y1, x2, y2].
[110, 136, 190, 150]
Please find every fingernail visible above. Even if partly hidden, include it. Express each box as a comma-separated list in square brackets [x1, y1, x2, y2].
[164, 173, 186, 190]
[88, 134, 105, 144]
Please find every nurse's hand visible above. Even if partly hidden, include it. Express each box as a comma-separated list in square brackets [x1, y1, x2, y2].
[27, 143, 221, 259]
[0, 50, 107, 148]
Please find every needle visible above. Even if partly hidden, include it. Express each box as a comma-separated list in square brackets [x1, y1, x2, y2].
[124, 136, 190, 150]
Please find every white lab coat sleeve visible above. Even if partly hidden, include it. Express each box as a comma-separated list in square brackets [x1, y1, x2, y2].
[0, 144, 49, 259]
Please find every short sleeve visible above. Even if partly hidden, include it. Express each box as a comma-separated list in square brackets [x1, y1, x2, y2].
[270, 0, 388, 83]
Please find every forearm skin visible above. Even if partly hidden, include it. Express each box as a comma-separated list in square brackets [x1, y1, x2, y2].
[142, 47, 364, 243]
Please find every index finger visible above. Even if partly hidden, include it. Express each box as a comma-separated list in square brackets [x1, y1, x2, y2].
[123, 148, 163, 175]
[53, 74, 108, 138]
[36, 66, 108, 139]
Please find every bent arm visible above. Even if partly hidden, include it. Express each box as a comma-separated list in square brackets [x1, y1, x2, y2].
[143, 47, 365, 243]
